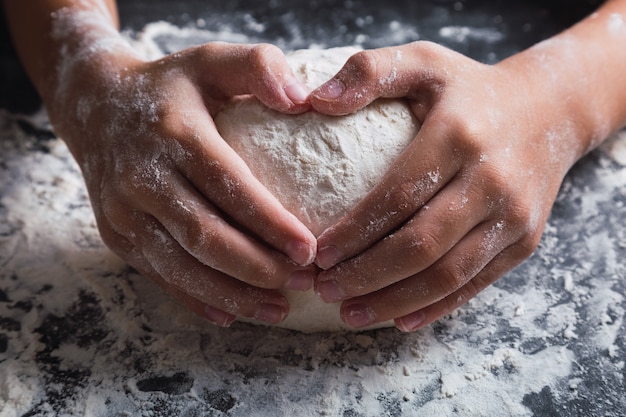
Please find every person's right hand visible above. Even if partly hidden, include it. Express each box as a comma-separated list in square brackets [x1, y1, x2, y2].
[48, 40, 318, 327]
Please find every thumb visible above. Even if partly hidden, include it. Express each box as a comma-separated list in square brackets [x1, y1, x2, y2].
[186, 42, 311, 114]
[310, 43, 445, 116]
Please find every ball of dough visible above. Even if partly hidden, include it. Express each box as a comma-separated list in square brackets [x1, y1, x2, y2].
[214, 47, 419, 332]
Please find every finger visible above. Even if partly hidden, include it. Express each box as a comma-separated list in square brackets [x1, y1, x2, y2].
[160, 115, 317, 267]
[394, 241, 534, 332]
[97, 219, 237, 327]
[310, 42, 446, 117]
[130, 246, 237, 327]
[315, 117, 460, 270]
[315, 176, 490, 302]
[126, 212, 291, 325]
[336, 219, 519, 329]
[125, 166, 316, 291]
[185, 42, 311, 113]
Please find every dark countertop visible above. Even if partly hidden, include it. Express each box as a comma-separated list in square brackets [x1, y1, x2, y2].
[1, 1, 625, 416]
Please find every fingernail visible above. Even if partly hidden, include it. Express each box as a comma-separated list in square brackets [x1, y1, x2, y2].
[204, 305, 234, 327]
[284, 78, 310, 104]
[312, 78, 345, 102]
[315, 279, 347, 303]
[342, 303, 377, 328]
[396, 310, 426, 332]
[316, 245, 342, 270]
[286, 240, 316, 266]
[254, 303, 287, 324]
[284, 269, 314, 291]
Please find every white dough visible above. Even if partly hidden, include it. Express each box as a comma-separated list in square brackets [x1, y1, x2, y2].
[215, 47, 419, 332]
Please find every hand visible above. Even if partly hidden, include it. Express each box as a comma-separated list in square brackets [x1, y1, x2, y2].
[49, 41, 317, 326]
[309, 41, 587, 331]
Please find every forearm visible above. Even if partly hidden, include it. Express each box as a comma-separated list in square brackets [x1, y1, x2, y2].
[3, 0, 143, 165]
[3, 0, 127, 104]
[498, 0, 626, 163]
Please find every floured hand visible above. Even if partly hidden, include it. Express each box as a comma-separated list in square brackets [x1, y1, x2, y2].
[310, 15, 626, 331]
[38, 6, 317, 327]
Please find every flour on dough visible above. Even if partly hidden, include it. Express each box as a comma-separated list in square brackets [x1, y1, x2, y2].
[215, 47, 419, 332]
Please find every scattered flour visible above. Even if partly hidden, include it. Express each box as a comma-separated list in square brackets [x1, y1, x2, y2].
[0, 14, 625, 417]
[601, 129, 626, 166]
[607, 13, 626, 35]
[438, 25, 504, 43]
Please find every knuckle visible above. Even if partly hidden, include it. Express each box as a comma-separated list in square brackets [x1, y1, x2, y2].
[181, 218, 215, 255]
[434, 261, 470, 296]
[94, 193, 128, 226]
[510, 204, 534, 229]
[501, 195, 536, 232]
[514, 233, 541, 260]
[194, 42, 216, 57]
[247, 43, 283, 72]
[449, 118, 486, 156]
[345, 50, 380, 82]
[387, 179, 422, 213]
[98, 225, 125, 252]
[157, 108, 195, 141]
[179, 218, 233, 271]
[157, 111, 181, 136]
[99, 183, 134, 222]
[441, 280, 479, 314]
[408, 40, 446, 59]
[113, 168, 151, 199]
[199, 41, 224, 58]
[405, 229, 444, 265]
[248, 264, 281, 288]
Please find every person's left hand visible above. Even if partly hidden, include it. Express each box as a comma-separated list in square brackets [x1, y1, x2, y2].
[308, 42, 587, 331]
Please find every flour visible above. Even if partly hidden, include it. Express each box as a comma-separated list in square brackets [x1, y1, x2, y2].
[215, 47, 419, 332]
[50, 6, 135, 115]
[438, 25, 504, 43]
[602, 129, 626, 166]
[0, 363, 40, 417]
[607, 13, 626, 35]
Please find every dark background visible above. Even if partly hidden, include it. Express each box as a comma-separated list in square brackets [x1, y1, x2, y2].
[1, 0, 603, 113]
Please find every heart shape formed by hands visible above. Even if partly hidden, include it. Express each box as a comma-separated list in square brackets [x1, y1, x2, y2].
[215, 47, 419, 332]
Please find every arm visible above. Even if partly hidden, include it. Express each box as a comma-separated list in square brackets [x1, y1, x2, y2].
[310, 0, 626, 330]
[4, 0, 317, 326]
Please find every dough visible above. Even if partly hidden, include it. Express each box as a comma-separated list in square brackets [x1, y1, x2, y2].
[215, 47, 419, 332]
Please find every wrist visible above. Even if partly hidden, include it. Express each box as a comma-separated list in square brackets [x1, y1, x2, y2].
[496, 48, 601, 173]
[43, 7, 139, 103]
[498, 4, 626, 168]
